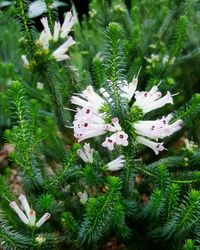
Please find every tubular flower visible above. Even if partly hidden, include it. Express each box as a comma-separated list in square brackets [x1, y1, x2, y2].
[38, 11, 76, 61]
[71, 85, 128, 150]
[9, 194, 51, 228]
[121, 76, 138, 101]
[77, 143, 94, 163]
[125, 78, 183, 154]
[21, 55, 30, 69]
[134, 89, 173, 114]
[52, 36, 75, 61]
[107, 155, 126, 171]
[77, 191, 88, 205]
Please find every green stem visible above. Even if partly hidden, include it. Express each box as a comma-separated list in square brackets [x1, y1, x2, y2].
[123, 161, 131, 194]
[42, 66, 66, 135]
[171, 179, 200, 184]
[44, 0, 54, 29]
[123, 148, 135, 195]
[16, 94, 32, 178]
[16, 0, 32, 41]
[83, 187, 115, 241]
[47, 80, 65, 133]
[47, 150, 76, 190]
[138, 166, 200, 184]
[31, 227, 35, 239]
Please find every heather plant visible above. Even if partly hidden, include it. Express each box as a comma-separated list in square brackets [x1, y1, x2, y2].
[0, 0, 200, 250]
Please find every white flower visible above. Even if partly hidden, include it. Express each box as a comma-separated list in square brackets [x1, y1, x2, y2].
[71, 86, 129, 150]
[111, 117, 122, 131]
[130, 81, 183, 154]
[134, 85, 173, 114]
[102, 130, 128, 150]
[37, 82, 44, 90]
[145, 53, 160, 63]
[136, 136, 166, 155]
[115, 131, 129, 146]
[72, 85, 105, 110]
[119, 68, 141, 101]
[10, 194, 50, 228]
[71, 86, 109, 141]
[184, 139, 198, 152]
[162, 55, 175, 65]
[39, 11, 76, 45]
[21, 55, 30, 69]
[102, 136, 116, 151]
[77, 143, 94, 163]
[37, 11, 76, 61]
[53, 21, 61, 41]
[52, 36, 75, 61]
[38, 17, 52, 49]
[40, 17, 52, 40]
[73, 107, 107, 142]
[38, 30, 50, 50]
[162, 55, 169, 64]
[35, 213, 51, 228]
[133, 115, 182, 141]
[77, 191, 88, 205]
[107, 155, 125, 171]
[61, 11, 76, 39]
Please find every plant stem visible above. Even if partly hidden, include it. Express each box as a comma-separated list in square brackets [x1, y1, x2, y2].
[45, 78, 66, 134]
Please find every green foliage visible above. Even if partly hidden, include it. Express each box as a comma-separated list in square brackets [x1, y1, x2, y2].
[183, 239, 196, 250]
[162, 190, 200, 240]
[0, 211, 31, 249]
[100, 22, 128, 121]
[0, 0, 200, 249]
[78, 176, 122, 245]
[173, 94, 200, 125]
[5, 81, 45, 190]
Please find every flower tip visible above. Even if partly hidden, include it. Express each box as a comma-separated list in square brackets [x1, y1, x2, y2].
[35, 213, 51, 228]
[21, 55, 29, 68]
[29, 209, 36, 215]
[77, 149, 82, 155]
[167, 91, 173, 104]
[45, 213, 51, 219]
[112, 117, 119, 124]
[177, 119, 183, 126]
[18, 194, 25, 200]
[9, 201, 16, 208]
[119, 155, 126, 160]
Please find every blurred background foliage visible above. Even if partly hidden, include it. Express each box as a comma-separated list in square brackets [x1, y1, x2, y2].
[0, 0, 200, 249]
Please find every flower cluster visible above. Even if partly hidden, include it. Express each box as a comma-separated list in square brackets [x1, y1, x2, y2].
[21, 11, 76, 66]
[121, 78, 182, 154]
[71, 73, 182, 154]
[133, 115, 182, 154]
[71, 85, 128, 151]
[10, 194, 51, 228]
[38, 11, 76, 61]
